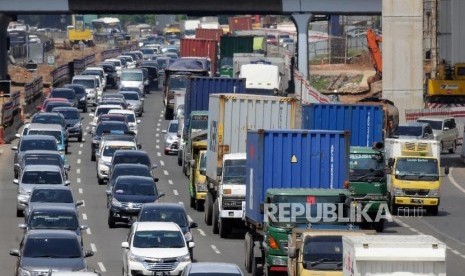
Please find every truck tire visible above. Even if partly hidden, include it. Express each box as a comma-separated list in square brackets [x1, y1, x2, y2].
[212, 200, 219, 234]
[204, 193, 213, 225]
[244, 233, 254, 273]
[449, 141, 456, 154]
[219, 218, 231, 238]
[389, 197, 398, 215]
[251, 255, 260, 276]
[195, 200, 204, 211]
[428, 206, 439, 216]
[190, 195, 195, 208]
[374, 219, 385, 233]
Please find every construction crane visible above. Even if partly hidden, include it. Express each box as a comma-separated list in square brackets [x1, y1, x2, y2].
[366, 28, 382, 90]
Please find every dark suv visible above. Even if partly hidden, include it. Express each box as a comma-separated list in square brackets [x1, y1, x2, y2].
[89, 121, 130, 161]
[52, 107, 83, 142]
[98, 62, 118, 87]
[109, 150, 156, 176]
[50, 88, 78, 108]
[64, 84, 88, 112]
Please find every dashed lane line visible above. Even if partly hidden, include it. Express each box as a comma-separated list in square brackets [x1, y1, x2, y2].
[77, 178, 81, 183]
[86, 126, 90, 130]
[77, 169, 80, 174]
[156, 145, 160, 149]
[168, 180, 173, 185]
[80, 144, 83, 148]
[448, 167, 465, 194]
[157, 152, 161, 157]
[156, 139, 160, 143]
[210, 245, 221, 254]
[158, 118, 162, 122]
[77, 159, 81, 164]
[98, 262, 107, 273]
[156, 133, 159, 137]
[173, 190, 179, 196]
[86, 228, 91, 235]
[78, 188, 83, 194]
[156, 128, 160, 132]
[82, 213, 87, 220]
[163, 170, 169, 175]
[78, 150, 82, 155]
[80, 200, 85, 207]
[187, 215, 193, 222]
[160, 160, 165, 166]
[90, 243, 97, 252]
[197, 229, 206, 236]
[157, 123, 161, 127]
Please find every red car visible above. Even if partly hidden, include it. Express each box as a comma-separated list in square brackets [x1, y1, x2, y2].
[266, 34, 278, 45]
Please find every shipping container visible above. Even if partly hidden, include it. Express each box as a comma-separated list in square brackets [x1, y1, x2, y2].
[184, 77, 246, 130]
[302, 103, 384, 147]
[228, 16, 252, 33]
[220, 36, 254, 59]
[245, 129, 350, 224]
[206, 94, 297, 184]
[343, 235, 446, 276]
[180, 38, 218, 77]
[195, 28, 223, 41]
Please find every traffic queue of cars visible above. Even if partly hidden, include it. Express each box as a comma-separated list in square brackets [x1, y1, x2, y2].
[8, 42, 242, 275]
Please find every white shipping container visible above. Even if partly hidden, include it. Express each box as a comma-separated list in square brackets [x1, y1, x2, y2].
[206, 94, 297, 183]
[384, 138, 441, 160]
[343, 235, 446, 276]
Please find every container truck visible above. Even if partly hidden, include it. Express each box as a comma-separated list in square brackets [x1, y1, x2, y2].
[195, 28, 223, 41]
[181, 77, 246, 176]
[228, 16, 252, 33]
[244, 129, 351, 276]
[343, 235, 446, 276]
[302, 103, 388, 232]
[385, 138, 448, 215]
[180, 38, 218, 76]
[219, 36, 254, 77]
[182, 112, 208, 177]
[188, 136, 208, 211]
[181, 19, 200, 38]
[288, 228, 372, 276]
[203, 94, 298, 238]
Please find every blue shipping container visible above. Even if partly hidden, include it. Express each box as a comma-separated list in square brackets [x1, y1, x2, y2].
[245, 129, 350, 224]
[301, 103, 384, 147]
[184, 77, 246, 129]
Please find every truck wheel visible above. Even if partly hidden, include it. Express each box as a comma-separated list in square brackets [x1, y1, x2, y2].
[212, 200, 219, 234]
[428, 206, 439, 216]
[195, 200, 204, 211]
[219, 218, 230, 238]
[244, 233, 254, 272]
[389, 197, 398, 215]
[204, 194, 213, 225]
[251, 255, 260, 276]
[108, 212, 116, 228]
[374, 219, 385, 233]
[190, 195, 195, 208]
[449, 141, 456, 154]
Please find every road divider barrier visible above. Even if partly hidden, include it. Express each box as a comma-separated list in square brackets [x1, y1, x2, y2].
[23, 77, 44, 119]
[0, 91, 22, 144]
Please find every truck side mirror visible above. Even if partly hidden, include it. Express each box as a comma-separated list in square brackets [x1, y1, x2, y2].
[200, 169, 206, 176]
[444, 166, 450, 175]
[302, 262, 308, 270]
[385, 167, 392, 174]
[288, 246, 296, 258]
[388, 158, 395, 168]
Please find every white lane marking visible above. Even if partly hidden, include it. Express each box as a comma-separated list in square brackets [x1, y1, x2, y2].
[77, 169, 80, 174]
[178, 201, 184, 205]
[82, 213, 87, 220]
[98, 262, 107, 273]
[80, 144, 83, 148]
[156, 139, 160, 143]
[197, 229, 206, 236]
[160, 160, 165, 166]
[156, 128, 160, 132]
[78, 188, 83, 194]
[86, 228, 91, 235]
[81, 200, 85, 207]
[157, 122, 161, 127]
[211, 245, 221, 254]
[77, 178, 81, 183]
[156, 133, 159, 137]
[168, 180, 173, 185]
[173, 189, 179, 196]
[86, 126, 90, 130]
[90, 243, 97, 252]
[452, 249, 461, 255]
[158, 118, 162, 122]
[156, 145, 160, 149]
[0, 149, 4, 154]
[77, 159, 81, 164]
[157, 152, 161, 157]
[78, 150, 82, 155]
[187, 215, 193, 222]
[448, 168, 465, 194]
[163, 170, 169, 175]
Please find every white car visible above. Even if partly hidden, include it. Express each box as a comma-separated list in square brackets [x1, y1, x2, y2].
[122, 222, 193, 276]
[108, 109, 140, 135]
[72, 75, 99, 106]
[84, 67, 107, 90]
[96, 140, 137, 184]
[106, 58, 123, 78]
[118, 55, 136, 69]
[120, 69, 145, 92]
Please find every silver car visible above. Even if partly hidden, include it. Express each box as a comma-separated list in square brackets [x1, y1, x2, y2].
[162, 120, 179, 155]
[417, 116, 459, 153]
[121, 91, 144, 116]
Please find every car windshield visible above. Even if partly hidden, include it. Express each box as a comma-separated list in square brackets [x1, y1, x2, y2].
[114, 181, 156, 196]
[168, 122, 178, 133]
[141, 48, 154, 54]
[28, 130, 62, 144]
[157, 59, 169, 69]
[56, 110, 80, 120]
[222, 159, 246, 184]
[96, 124, 128, 135]
[25, 156, 62, 167]
[51, 91, 74, 100]
[302, 236, 342, 270]
[73, 79, 95, 88]
[20, 140, 57, 151]
[84, 70, 103, 77]
[122, 93, 139, 100]
[168, 75, 188, 90]
[97, 107, 118, 117]
[111, 167, 151, 182]
[30, 189, 73, 203]
[114, 155, 150, 167]
[139, 209, 188, 226]
[190, 118, 208, 132]
[22, 171, 62, 184]
[395, 126, 423, 137]
[45, 103, 71, 112]
[121, 72, 143, 81]
[31, 115, 64, 126]
[349, 153, 384, 180]
[417, 120, 442, 130]
[133, 230, 184, 248]
[103, 145, 136, 157]
[29, 212, 79, 230]
[23, 237, 82, 258]
[123, 113, 136, 123]
[395, 158, 439, 181]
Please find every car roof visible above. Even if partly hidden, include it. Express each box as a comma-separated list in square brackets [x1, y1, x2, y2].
[135, 221, 181, 232]
[73, 75, 97, 80]
[30, 205, 77, 213]
[103, 140, 136, 147]
[417, 116, 453, 121]
[399, 122, 430, 127]
[21, 135, 57, 141]
[23, 150, 61, 156]
[96, 104, 122, 109]
[120, 90, 139, 95]
[108, 109, 136, 115]
[100, 113, 126, 119]
[26, 229, 79, 238]
[52, 107, 79, 112]
[85, 67, 104, 71]
[114, 150, 148, 156]
[32, 185, 71, 191]
[28, 123, 63, 131]
[114, 163, 149, 170]
[52, 87, 74, 92]
[187, 263, 242, 274]
[122, 69, 143, 73]
[116, 175, 154, 182]
[24, 164, 62, 172]
[45, 97, 68, 102]
[141, 202, 185, 211]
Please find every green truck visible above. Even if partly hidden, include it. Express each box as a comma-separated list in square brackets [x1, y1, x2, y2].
[219, 36, 254, 77]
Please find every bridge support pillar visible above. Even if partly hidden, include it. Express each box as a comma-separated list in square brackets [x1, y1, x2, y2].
[0, 13, 11, 80]
[292, 13, 311, 80]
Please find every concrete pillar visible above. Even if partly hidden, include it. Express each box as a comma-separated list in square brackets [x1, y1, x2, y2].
[382, 0, 424, 122]
[292, 13, 311, 80]
[0, 13, 11, 79]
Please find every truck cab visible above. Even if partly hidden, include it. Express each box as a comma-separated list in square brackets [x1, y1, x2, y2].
[287, 228, 371, 276]
[189, 142, 207, 211]
[182, 111, 208, 177]
[385, 138, 448, 215]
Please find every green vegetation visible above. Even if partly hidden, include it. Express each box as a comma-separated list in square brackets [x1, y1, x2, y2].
[310, 75, 331, 91]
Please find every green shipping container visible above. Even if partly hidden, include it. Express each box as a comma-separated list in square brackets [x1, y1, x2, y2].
[220, 36, 254, 58]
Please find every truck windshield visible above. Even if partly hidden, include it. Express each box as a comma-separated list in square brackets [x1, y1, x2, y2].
[395, 126, 422, 137]
[199, 152, 207, 171]
[222, 159, 246, 184]
[302, 236, 342, 270]
[395, 158, 439, 181]
[168, 75, 188, 90]
[349, 153, 384, 181]
[417, 120, 442, 130]
[190, 118, 208, 133]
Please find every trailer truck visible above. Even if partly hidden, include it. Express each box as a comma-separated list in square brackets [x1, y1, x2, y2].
[203, 94, 297, 238]
[244, 129, 351, 276]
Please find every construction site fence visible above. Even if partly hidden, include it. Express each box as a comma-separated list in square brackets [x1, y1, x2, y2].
[0, 91, 22, 144]
[23, 77, 44, 118]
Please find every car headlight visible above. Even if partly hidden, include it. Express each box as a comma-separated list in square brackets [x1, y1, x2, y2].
[393, 188, 404, 196]
[428, 189, 440, 197]
[17, 267, 31, 276]
[271, 257, 287, 266]
[112, 198, 122, 207]
[176, 253, 191, 262]
[128, 251, 145, 262]
[19, 187, 28, 196]
[166, 136, 174, 142]
[184, 231, 193, 241]
[74, 122, 82, 128]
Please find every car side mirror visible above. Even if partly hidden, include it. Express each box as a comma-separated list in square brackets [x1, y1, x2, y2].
[11, 146, 18, 151]
[9, 249, 20, 257]
[188, 242, 195, 248]
[388, 158, 395, 168]
[76, 200, 84, 207]
[137, 120, 141, 124]
[288, 246, 296, 258]
[153, 177, 159, 182]
[302, 261, 308, 270]
[141, 98, 145, 102]
[443, 127, 450, 131]
[217, 167, 222, 177]
[13, 179, 19, 185]
[81, 117, 84, 121]
[84, 250, 94, 258]
[91, 108, 95, 112]
[445, 166, 450, 175]
[121, 241, 129, 249]
[65, 180, 71, 186]
[152, 164, 158, 169]
[88, 130, 93, 135]
[190, 222, 198, 229]
[64, 164, 71, 171]
[105, 190, 112, 196]
[137, 143, 142, 149]
[18, 223, 27, 229]
[177, 133, 181, 138]
[15, 133, 21, 138]
[161, 130, 167, 134]
[157, 193, 165, 199]
[95, 152, 100, 158]
[19, 199, 28, 205]
[80, 225, 89, 230]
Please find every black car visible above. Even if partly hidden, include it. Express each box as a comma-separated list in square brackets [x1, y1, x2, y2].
[106, 164, 156, 202]
[106, 175, 164, 228]
[16, 150, 69, 181]
[10, 230, 93, 275]
[52, 107, 83, 142]
[138, 203, 198, 258]
[140, 65, 159, 91]
[64, 84, 88, 112]
[109, 150, 156, 176]
[49, 88, 78, 108]
[98, 62, 118, 87]
[12, 135, 58, 177]
[89, 121, 130, 161]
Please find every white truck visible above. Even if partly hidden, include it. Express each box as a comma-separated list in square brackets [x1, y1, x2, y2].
[343, 235, 446, 276]
[202, 93, 297, 238]
[180, 19, 200, 38]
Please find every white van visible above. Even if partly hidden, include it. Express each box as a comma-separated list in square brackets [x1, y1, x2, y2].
[72, 75, 101, 106]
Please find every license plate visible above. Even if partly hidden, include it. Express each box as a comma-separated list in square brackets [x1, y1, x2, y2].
[153, 272, 165, 276]
[411, 198, 423, 204]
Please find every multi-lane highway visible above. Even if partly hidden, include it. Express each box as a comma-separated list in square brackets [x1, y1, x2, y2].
[1, 87, 465, 275]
